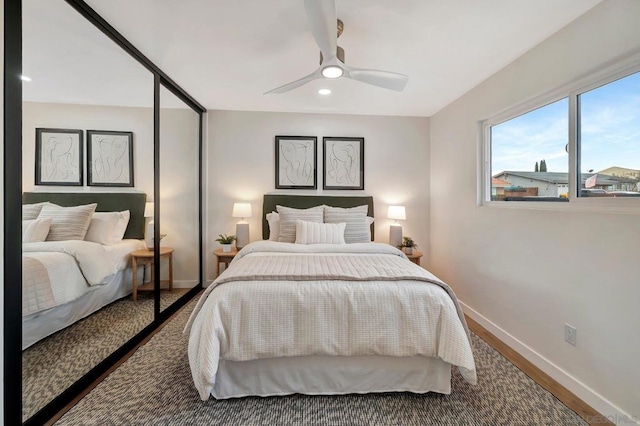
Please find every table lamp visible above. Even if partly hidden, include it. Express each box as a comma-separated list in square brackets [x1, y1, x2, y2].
[144, 202, 154, 250]
[232, 202, 252, 249]
[387, 205, 406, 248]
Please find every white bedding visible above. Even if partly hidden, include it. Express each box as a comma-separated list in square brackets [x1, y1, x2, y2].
[186, 241, 477, 401]
[22, 239, 145, 318]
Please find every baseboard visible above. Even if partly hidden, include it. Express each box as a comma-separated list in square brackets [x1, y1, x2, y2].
[460, 301, 636, 426]
[172, 280, 198, 289]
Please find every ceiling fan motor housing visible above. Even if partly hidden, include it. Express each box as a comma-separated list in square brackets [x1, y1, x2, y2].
[320, 45, 345, 65]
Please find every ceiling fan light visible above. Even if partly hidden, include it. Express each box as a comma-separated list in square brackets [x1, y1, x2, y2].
[321, 65, 343, 79]
[318, 88, 331, 95]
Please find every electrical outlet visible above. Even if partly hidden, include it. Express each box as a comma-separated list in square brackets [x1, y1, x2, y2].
[565, 323, 577, 346]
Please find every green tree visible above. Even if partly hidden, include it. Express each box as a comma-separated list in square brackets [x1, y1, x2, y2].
[535, 161, 539, 172]
[540, 159, 547, 172]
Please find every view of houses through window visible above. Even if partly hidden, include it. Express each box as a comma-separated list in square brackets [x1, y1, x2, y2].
[489, 70, 640, 201]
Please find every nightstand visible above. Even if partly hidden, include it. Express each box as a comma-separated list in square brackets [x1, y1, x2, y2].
[405, 250, 423, 266]
[131, 247, 174, 301]
[214, 248, 238, 277]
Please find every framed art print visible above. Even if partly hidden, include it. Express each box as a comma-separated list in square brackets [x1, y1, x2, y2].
[323, 137, 364, 190]
[87, 130, 134, 187]
[275, 135, 317, 189]
[35, 128, 83, 186]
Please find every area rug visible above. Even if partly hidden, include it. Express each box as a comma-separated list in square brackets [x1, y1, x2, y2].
[23, 289, 187, 421]
[54, 298, 586, 425]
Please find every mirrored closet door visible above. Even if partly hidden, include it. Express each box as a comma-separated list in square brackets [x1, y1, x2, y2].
[21, 0, 154, 420]
[158, 85, 201, 312]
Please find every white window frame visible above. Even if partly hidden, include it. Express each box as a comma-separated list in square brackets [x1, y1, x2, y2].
[480, 52, 640, 215]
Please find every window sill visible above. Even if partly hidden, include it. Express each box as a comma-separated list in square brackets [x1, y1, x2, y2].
[483, 199, 640, 215]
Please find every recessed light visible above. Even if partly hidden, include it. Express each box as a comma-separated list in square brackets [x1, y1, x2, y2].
[20, 75, 32, 81]
[318, 89, 331, 95]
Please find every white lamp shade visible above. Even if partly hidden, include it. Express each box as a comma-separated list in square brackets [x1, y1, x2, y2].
[232, 202, 252, 219]
[387, 205, 406, 221]
[144, 202, 154, 218]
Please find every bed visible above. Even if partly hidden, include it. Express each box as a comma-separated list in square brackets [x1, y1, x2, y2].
[186, 195, 476, 400]
[22, 192, 147, 349]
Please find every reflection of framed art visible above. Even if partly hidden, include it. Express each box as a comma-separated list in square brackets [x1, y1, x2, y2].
[323, 137, 365, 190]
[35, 128, 83, 186]
[275, 135, 317, 189]
[87, 130, 134, 187]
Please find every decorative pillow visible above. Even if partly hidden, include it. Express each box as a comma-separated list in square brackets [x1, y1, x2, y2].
[38, 203, 97, 241]
[111, 210, 131, 242]
[85, 212, 121, 245]
[22, 202, 52, 220]
[266, 211, 280, 241]
[295, 220, 346, 245]
[323, 205, 370, 244]
[22, 218, 52, 243]
[276, 205, 324, 243]
[366, 216, 375, 241]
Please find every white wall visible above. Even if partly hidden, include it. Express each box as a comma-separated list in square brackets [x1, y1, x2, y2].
[206, 110, 429, 283]
[430, 0, 640, 422]
[22, 101, 199, 284]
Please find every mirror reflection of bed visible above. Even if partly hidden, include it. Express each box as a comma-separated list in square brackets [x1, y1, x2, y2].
[21, 193, 150, 419]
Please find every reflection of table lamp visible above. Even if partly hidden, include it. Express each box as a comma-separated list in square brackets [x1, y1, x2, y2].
[232, 202, 252, 250]
[144, 202, 155, 250]
[387, 205, 406, 248]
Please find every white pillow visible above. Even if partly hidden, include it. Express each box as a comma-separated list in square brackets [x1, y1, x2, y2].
[266, 211, 280, 241]
[22, 218, 52, 243]
[111, 210, 131, 242]
[276, 205, 324, 243]
[366, 216, 374, 241]
[85, 212, 121, 245]
[22, 202, 52, 220]
[38, 203, 97, 241]
[323, 205, 370, 244]
[295, 220, 346, 245]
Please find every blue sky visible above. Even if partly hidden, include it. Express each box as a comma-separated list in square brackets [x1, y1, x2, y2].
[491, 71, 640, 176]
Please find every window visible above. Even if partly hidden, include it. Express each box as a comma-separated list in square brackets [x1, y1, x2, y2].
[578, 71, 640, 198]
[484, 64, 640, 205]
[490, 98, 568, 201]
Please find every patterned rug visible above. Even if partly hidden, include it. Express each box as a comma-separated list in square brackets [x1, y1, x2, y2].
[55, 299, 586, 426]
[22, 290, 187, 421]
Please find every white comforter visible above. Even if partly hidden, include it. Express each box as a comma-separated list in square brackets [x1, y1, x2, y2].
[186, 241, 477, 400]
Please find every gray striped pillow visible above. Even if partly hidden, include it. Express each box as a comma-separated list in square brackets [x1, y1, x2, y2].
[38, 203, 97, 241]
[324, 205, 370, 243]
[276, 205, 324, 243]
[22, 202, 52, 220]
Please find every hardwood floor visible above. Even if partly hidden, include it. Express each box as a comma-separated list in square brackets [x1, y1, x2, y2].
[465, 315, 615, 426]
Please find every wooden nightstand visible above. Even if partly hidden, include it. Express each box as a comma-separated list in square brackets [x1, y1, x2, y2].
[131, 247, 174, 301]
[214, 248, 238, 277]
[405, 250, 423, 266]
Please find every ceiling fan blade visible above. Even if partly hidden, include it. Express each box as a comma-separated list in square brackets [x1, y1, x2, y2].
[304, 0, 337, 61]
[344, 66, 409, 92]
[264, 68, 321, 94]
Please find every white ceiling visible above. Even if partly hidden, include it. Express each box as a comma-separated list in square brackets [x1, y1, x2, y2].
[25, 0, 602, 116]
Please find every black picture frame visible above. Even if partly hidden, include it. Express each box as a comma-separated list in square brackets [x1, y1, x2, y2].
[35, 128, 84, 186]
[323, 137, 365, 190]
[275, 135, 317, 189]
[87, 130, 135, 187]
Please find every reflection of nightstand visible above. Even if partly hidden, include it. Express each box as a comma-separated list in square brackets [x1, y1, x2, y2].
[214, 248, 238, 277]
[131, 247, 174, 301]
[405, 250, 423, 266]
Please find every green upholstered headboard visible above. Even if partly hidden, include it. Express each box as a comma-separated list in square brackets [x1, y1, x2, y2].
[23, 192, 147, 239]
[262, 194, 374, 240]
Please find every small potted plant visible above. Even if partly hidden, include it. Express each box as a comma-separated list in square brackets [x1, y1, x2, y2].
[216, 234, 236, 253]
[399, 236, 417, 255]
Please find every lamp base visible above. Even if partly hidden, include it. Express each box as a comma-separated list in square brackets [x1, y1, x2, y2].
[389, 224, 402, 248]
[236, 222, 249, 249]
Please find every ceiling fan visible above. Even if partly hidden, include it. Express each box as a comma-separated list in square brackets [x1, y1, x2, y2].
[265, 0, 409, 94]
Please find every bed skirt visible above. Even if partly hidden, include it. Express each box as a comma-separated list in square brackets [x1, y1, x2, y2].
[212, 355, 452, 399]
